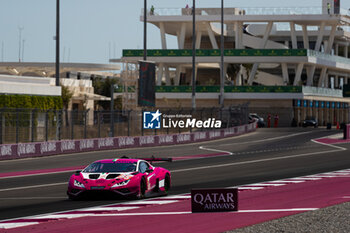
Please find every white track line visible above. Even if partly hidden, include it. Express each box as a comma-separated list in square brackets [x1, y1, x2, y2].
[173, 136, 347, 173]
[0, 170, 78, 180]
[81, 206, 139, 212]
[288, 177, 321, 180]
[119, 200, 178, 205]
[0, 222, 39, 229]
[172, 149, 343, 173]
[219, 131, 313, 146]
[242, 183, 285, 187]
[266, 180, 305, 184]
[237, 187, 264, 190]
[0, 182, 66, 192]
[199, 146, 233, 155]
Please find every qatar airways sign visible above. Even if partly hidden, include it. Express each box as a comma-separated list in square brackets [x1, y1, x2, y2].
[191, 188, 238, 213]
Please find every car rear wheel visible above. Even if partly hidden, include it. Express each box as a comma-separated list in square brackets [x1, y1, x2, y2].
[137, 178, 147, 199]
[164, 174, 170, 194]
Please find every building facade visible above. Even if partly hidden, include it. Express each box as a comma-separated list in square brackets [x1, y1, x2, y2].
[114, 1, 350, 126]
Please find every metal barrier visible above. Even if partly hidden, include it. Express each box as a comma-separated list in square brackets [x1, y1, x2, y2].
[0, 122, 256, 160]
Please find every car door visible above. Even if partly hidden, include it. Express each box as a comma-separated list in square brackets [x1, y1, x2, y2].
[139, 161, 156, 190]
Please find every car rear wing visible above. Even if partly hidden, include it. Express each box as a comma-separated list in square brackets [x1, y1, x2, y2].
[120, 155, 172, 163]
[141, 156, 173, 163]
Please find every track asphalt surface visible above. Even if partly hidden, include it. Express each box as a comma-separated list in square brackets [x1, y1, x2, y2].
[0, 128, 349, 231]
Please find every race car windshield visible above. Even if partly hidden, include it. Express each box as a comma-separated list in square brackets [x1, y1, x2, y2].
[83, 162, 137, 173]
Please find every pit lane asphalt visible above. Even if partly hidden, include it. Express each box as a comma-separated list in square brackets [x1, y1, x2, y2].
[0, 128, 349, 221]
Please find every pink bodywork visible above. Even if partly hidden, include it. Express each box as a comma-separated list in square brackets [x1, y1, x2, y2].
[67, 158, 171, 198]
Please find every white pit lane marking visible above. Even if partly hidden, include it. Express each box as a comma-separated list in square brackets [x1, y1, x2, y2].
[267, 180, 305, 184]
[288, 177, 321, 180]
[120, 200, 178, 205]
[242, 183, 285, 187]
[31, 208, 319, 218]
[81, 206, 139, 212]
[159, 195, 191, 199]
[0, 222, 39, 229]
[238, 187, 264, 190]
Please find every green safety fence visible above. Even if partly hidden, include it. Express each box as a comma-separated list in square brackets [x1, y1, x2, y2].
[123, 49, 308, 57]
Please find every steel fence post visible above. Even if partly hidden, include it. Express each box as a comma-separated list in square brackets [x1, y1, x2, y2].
[71, 110, 74, 140]
[84, 109, 89, 139]
[178, 109, 182, 134]
[127, 110, 131, 136]
[98, 111, 101, 138]
[190, 109, 193, 133]
[0, 109, 2, 145]
[141, 109, 144, 136]
[16, 109, 19, 143]
[201, 108, 204, 132]
[58, 109, 62, 141]
[31, 109, 35, 142]
[45, 110, 48, 141]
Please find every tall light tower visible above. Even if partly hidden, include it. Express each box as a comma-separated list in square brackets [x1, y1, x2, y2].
[55, 0, 60, 86]
[192, 0, 196, 110]
[18, 26, 24, 62]
[143, 0, 147, 61]
[219, 0, 224, 107]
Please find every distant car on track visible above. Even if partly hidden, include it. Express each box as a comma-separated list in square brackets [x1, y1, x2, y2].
[302, 116, 318, 128]
[249, 113, 265, 128]
[67, 157, 171, 200]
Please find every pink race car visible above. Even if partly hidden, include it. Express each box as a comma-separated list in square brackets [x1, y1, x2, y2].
[67, 157, 171, 200]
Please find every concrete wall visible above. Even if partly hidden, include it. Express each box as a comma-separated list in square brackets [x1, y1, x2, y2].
[0, 74, 61, 96]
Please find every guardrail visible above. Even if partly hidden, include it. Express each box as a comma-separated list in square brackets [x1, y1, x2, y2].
[123, 49, 308, 57]
[0, 123, 256, 161]
[141, 7, 349, 16]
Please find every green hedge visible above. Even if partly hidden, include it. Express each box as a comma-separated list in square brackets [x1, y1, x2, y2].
[0, 95, 63, 110]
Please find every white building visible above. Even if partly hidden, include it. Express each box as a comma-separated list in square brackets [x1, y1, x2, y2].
[115, 1, 350, 126]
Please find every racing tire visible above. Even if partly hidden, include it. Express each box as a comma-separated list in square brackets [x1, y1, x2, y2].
[164, 174, 170, 194]
[154, 178, 160, 193]
[137, 177, 147, 199]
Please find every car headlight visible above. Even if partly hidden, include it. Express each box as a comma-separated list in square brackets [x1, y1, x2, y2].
[112, 179, 130, 188]
[74, 180, 85, 188]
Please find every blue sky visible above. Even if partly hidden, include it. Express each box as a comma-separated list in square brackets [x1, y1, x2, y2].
[1, 0, 349, 63]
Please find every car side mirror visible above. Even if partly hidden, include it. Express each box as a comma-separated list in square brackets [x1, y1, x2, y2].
[145, 168, 153, 173]
[75, 170, 81, 175]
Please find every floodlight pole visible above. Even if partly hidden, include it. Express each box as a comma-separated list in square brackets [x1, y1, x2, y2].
[110, 84, 115, 137]
[143, 0, 147, 61]
[192, 0, 196, 110]
[219, 0, 224, 107]
[55, 0, 60, 86]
